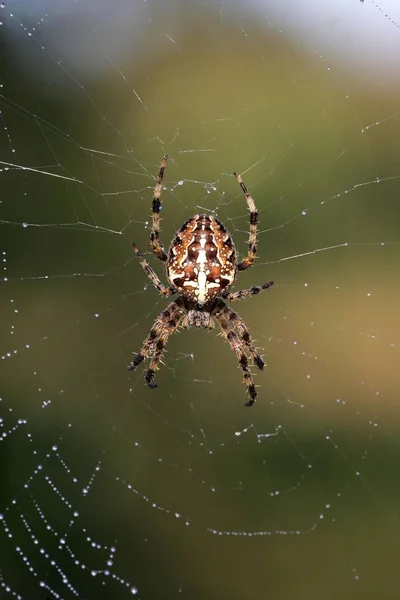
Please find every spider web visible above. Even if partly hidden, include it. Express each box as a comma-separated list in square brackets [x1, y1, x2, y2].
[1, 1, 400, 599]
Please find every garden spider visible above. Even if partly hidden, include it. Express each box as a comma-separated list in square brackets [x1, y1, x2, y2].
[127, 156, 274, 406]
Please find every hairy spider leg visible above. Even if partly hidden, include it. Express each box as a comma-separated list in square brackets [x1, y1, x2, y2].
[234, 172, 259, 272]
[214, 307, 258, 406]
[214, 299, 265, 371]
[127, 300, 184, 388]
[132, 243, 176, 297]
[222, 281, 274, 302]
[151, 155, 169, 262]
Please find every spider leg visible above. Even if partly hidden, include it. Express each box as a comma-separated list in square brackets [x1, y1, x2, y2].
[214, 300, 265, 371]
[151, 155, 169, 262]
[214, 308, 258, 407]
[222, 281, 274, 302]
[234, 172, 259, 272]
[132, 243, 176, 297]
[127, 300, 184, 389]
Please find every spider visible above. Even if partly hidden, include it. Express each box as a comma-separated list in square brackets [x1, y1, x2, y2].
[127, 156, 274, 406]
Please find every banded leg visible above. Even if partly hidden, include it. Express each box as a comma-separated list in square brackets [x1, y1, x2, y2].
[234, 172, 259, 272]
[151, 155, 169, 262]
[132, 243, 176, 297]
[215, 301, 265, 371]
[222, 281, 274, 302]
[214, 310, 258, 407]
[127, 300, 184, 388]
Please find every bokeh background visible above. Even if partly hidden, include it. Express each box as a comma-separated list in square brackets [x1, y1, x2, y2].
[1, 1, 400, 599]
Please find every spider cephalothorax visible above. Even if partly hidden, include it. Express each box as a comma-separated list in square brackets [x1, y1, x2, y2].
[128, 156, 274, 406]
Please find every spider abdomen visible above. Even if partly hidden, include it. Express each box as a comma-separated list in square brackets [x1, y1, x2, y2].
[167, 214, 237, 306]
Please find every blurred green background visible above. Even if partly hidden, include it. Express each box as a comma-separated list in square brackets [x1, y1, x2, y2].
[1, 2, 400, 599]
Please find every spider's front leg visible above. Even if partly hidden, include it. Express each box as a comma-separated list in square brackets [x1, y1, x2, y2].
[214, 300, 265, 372]
[127, 300, 184, 389]
[214, 306, 259, 407]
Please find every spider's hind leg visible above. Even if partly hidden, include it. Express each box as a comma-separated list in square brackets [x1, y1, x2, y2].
[151, 155, 169, 262]
[234, 172, 259, 272]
